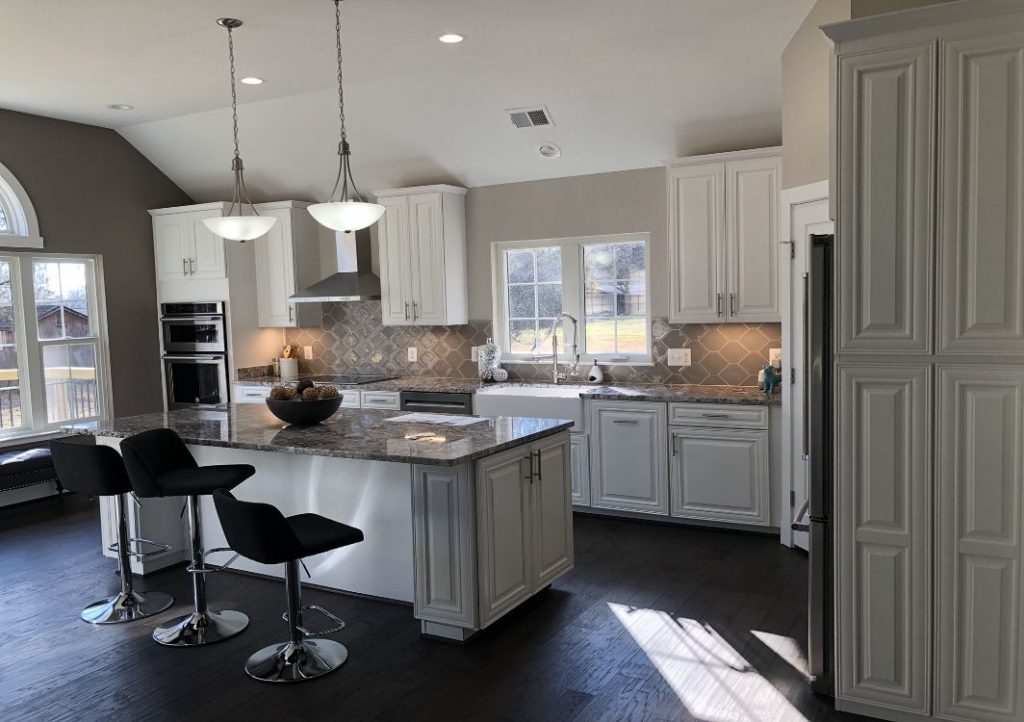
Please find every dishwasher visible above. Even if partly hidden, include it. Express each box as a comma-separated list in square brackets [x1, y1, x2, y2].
[399, 391, 473, 416]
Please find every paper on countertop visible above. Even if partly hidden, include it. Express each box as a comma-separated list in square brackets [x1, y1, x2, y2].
[386, 413, 488, 427]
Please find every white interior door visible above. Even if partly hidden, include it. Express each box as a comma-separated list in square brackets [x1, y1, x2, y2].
[780, 182, 831, 550]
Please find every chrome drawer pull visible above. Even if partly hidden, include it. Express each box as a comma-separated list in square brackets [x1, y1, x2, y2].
[700, 413, 730, 419]
[612, 419, 639, 424]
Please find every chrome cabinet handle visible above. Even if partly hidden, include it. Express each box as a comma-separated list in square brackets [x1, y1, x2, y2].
[404, 302, 410, 321]
[730, 293, 736, 315]
[701, 412, 730, 419]
[716, 293, 722, 317]
[524, 455, 533, 483]
[190, 258, 196, 275]
[412, 302, 419, 322]
[533, 449, 542, 482]
[288, 306, 294, 323]
[182, 258, 188, 275]
[671, 436, 679, 456]
[612, 419, 639, 425]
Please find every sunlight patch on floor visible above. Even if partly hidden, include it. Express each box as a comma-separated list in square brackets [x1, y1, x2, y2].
[609, 603, 810, 722]
[750, 630, 809, 679]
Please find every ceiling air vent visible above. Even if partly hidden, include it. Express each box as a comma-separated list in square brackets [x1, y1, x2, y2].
[506, 105, 554, 129]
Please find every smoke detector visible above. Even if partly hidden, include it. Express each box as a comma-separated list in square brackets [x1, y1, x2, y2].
[506, 105, 554, 129]
[537, 142, 561, 159]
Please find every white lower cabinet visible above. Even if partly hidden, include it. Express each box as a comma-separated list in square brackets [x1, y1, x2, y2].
[569, 432, 591, 507]
[590, 401, 669, 515]
[669, 426, 769, 526]
[360, 391, 400, 410]
[232, 384, 271, 404]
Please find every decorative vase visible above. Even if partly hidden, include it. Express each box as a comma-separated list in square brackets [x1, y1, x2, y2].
[478, 338, 500, 381]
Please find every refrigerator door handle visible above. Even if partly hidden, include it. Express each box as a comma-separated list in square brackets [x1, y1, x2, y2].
[802, 272, 810, 460]
[791, 499, 810, 532]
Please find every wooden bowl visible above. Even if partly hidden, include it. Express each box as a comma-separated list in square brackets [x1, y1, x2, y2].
[265, 396, 343, 426]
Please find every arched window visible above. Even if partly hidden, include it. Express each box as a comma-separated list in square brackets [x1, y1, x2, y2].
[0, 160, 42, 248]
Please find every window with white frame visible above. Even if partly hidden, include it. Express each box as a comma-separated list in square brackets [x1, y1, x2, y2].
[493, 233, 651, 363]
[0, 253, 109, 436]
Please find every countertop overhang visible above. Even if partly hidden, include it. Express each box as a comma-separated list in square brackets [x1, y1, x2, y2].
[65, 404, 573, 467]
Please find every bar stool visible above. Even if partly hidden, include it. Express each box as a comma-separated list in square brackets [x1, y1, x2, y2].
[120, 428, 255, 647]
[50, 438, 174, 624]
[212, 489, 364, 683]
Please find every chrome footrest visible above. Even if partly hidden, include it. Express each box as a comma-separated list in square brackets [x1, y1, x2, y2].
[187, 547, 240, 574]
[283, 604, 346, 637]
[107, 537, 172, 559]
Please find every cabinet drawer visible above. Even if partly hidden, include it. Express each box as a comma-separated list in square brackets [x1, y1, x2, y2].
[360, 391, 400, 410]
[668, 403, 767, 429]
[338, 390, 361, 408]
[232, 385, 271, 404]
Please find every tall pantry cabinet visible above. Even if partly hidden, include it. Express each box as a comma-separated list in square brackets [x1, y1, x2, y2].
[825, 3, 1024, 721]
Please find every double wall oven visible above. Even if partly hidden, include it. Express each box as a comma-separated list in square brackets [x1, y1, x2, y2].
[161, 302, 229, 408]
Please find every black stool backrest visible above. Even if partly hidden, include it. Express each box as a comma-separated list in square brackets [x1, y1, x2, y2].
[213, 489, 303, 566]
[120, 428, 198, 498]
[50, 438, 133, 497]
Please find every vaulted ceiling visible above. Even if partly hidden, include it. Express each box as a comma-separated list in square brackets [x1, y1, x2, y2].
[0, 0, 814, 200]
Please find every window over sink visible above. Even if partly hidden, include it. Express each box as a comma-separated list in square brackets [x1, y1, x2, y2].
[492, 233, 651, 364]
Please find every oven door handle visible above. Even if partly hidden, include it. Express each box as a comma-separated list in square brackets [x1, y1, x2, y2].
[162, 355, 224, 361]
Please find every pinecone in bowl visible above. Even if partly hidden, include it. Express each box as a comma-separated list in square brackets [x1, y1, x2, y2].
[269, 385, 294, 401]
[318, 385, 339, 399]
[301, 387, 321, 401]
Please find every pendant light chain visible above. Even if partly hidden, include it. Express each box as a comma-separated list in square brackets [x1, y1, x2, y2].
[335, 0, 347, 144]
[227, 25, 241, 160]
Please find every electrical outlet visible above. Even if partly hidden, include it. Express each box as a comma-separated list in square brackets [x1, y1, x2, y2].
[667, 348, 691, 367]
[471, 346, 479, 362]
[407, 347, 418, 362]
[303, 346, 313, 360]
[769, 348, 782, 368]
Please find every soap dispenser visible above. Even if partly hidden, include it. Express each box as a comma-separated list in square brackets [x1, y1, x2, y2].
[587, 359, 604, 384]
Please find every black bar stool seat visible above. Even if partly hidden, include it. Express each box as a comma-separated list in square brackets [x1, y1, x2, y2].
[50, 438, 174, 624]
[120, 428, 255, 647]
[213, 489, 364, 683]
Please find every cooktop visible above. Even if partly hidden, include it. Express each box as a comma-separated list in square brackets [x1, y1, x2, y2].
[307, 373, 398, 386]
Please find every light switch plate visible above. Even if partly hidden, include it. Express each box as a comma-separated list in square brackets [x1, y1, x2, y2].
[667, 348, 691, 367]
[407, 347, 418, 362]
[303, 346, 313, 360]
[769, 348, 782, 368]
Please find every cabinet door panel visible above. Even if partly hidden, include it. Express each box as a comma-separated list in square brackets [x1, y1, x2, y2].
[377, 197, 410, 326]
[939, 32, 1024, 353]
[590, 402, 668, 515]
[254, 209, 296, 327]
[837, 44, 935, 353]
[726, 156, 781, 322]
[669, 164, 725, 323]
[409, 193, 446, 325]
[569, 433, 591, 507]
[670, 428, 769, 526]
[937, 366, 1024, 722]
[153, 215, 188, 282]
[532, 434, 573, 587]
[476, 448, 531, 626]
[190, 211, 227, 279]
[836, 364, 931, 713]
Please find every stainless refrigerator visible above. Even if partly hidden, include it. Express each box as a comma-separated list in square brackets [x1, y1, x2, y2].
[793, 232, 834, 696]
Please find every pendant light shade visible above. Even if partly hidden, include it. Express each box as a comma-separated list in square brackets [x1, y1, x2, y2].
[310, 1, 383, 234]
[206, 18, 276, 242]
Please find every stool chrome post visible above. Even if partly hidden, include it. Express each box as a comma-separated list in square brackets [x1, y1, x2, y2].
[152, 494, 248, 647]
[81, 493, 174, 624]
[244, 559, 349, 683]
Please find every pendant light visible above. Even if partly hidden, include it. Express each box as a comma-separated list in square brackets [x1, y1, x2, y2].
[203, 18, 277, 242]
[308, 0, 385, 233]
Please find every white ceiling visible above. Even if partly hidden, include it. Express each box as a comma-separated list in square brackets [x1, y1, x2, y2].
[0, 0, 813, 200]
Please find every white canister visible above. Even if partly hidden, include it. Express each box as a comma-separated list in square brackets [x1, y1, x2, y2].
[279, 357, 298, 380]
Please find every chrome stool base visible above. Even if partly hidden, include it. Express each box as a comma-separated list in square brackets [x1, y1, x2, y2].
[153, 609, 249, 647]
[245, 639, 348, 683]
[81, 590, 174, 625]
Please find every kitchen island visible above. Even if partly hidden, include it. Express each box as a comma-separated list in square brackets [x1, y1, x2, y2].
[74, 403, 574, 642]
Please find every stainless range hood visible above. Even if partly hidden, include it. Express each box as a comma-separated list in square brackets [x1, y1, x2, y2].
[291, 229, 380, 303]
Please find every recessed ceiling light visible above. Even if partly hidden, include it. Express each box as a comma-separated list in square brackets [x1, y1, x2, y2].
[438, 33, 464, 44]
[537, 142, 561, 159]
[106, 104, 134, 111]
[240, 76, 264, 85]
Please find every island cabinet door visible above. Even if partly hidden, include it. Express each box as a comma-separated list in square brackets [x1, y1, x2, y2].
[476, 446, 533, 627]
[411, 465, 477, 630]
[531, 434, 574, 588]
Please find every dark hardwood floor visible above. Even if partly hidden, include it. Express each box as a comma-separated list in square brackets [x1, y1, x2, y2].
[0, 495, 869, 722]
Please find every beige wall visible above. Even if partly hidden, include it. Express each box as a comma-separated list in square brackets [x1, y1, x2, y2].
[781, 0, 956, 189]
[0, 108, 192, 417]
[465, 167, 667, 320]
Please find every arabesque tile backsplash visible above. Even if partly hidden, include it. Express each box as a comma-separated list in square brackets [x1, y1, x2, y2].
[283, 302, 780, 387]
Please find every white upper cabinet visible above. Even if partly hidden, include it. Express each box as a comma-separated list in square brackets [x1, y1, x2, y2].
[667, 148, 781, 324]
[836, 43, 936, 354]
[252, 201, 321, 328]
[151, 203, 229, 283]
[938, 30, 1024, 353]
[373, 185, 468, 326]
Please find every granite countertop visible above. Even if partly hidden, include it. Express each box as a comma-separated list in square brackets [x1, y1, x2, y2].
[234, 376, 780, 405]
[66, 404, 572, 467]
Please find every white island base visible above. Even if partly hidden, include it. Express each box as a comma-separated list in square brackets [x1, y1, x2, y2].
[97, 431, 573, 642]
